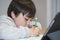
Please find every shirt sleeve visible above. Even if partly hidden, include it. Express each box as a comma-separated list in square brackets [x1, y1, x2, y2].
[0, 23, 30, 40]
[18, 26, 30, 38]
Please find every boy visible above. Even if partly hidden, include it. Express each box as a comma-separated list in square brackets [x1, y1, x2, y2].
[0, 0, 40, 39]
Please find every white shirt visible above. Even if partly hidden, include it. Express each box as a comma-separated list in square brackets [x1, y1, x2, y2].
[0, 15, 30, 40]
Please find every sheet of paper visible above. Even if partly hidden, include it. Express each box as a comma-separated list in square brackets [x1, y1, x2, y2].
[18, 35, 43, 40]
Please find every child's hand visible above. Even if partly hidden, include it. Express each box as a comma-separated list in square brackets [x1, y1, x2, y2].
[30, 26, 40, 37]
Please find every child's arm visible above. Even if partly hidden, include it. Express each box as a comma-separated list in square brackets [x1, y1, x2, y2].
[0, 23, 30, 39]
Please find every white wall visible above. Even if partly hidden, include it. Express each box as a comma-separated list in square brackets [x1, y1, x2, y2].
[56, 0, 60, 12]
[47, 0, 51, 27]
[0, 0, 11, 15]
[33, 0, 47, 28]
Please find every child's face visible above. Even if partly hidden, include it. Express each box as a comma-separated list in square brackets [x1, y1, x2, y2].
[12, 12, 33, 27]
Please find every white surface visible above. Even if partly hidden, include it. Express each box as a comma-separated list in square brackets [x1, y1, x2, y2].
[18, 35, 43, 40]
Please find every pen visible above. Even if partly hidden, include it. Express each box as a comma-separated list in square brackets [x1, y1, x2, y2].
[35, 18, 38, 27]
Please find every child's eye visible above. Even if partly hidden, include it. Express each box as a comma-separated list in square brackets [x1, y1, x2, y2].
[25, 18, 29, 21]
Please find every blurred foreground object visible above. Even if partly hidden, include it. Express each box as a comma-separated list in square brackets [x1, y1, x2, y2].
[29, 18, 42, 30]
[41, 12, 60, 40]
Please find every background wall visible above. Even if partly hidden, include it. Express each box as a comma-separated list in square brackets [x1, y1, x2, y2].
[0, 0, 11, 16]
[56, 0, 60, 12]
[32, 0, 47, 28]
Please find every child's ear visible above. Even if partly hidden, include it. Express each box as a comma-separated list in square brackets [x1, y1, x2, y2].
[11, 11, 16, 19]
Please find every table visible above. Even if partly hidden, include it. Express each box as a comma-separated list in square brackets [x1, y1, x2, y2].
[18, 34, 43, 40]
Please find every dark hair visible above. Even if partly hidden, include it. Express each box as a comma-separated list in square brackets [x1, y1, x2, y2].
[7, 0, 36, 18]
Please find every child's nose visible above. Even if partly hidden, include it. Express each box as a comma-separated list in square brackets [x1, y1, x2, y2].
[26, 21, 30, 26]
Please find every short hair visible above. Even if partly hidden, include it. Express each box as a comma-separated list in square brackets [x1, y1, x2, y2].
[7, 0, 36, 18]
